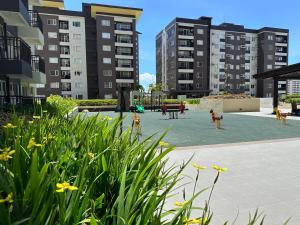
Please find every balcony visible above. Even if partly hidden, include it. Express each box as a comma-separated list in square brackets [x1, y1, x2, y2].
[178, 74, 193, 80]
[0, 0, 30, 27]
[115, 22, 132, 31]
[0, 36, 32, 78]
[31, 55, 46, 84]
[178, 28, 194, 36]
[276, 36, 288, 44]
[18, 10, 44, 45]
[116, 71, 133, 79]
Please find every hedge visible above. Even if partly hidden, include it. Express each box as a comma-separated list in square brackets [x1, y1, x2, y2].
[75, 99, 118, 106]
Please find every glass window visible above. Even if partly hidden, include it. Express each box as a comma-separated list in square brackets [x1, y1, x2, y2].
[72, 21, 81, 27]
[197, 51, 203, 56]
[103, 70, 112, 76]
[75, 71, 82, 76]
[101, 20, 110, 26]
[197, 40, 203, 45]
[75, 82, 83, 88]
[197, 29, 204, 34]
[267, 64, 273, 70]
[49, 57, 58, 64]
[104, 82, 112, 89]
[74, 58, 82, 64]
[104, 94, 112, 99]
[103, 58, 111, 64]
[61, 70, 71, 79]
[62, 82, 71, 91]
[49, 70, 59, 76]
[102, 45, 111, 51]
[60, 46, 70, 54]
[60, 33, 69, 42]
[73, 34, 81, 40]
[47, 19, 57, 26]
[50, 82, 59, 89]
[48, 45, 58, 51]
[48, 32, 57, 38]
[102, 32, 111, 39]
[59, 20, 69, 30]
[60, 58, 70, 67]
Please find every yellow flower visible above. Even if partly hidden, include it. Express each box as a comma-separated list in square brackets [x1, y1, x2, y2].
[33, 116, 41, 119]
[183, 217, 207, 224]
[28, 121, 34, 124]
[3, 123, 16, 129]
[56, 182, 78, 193]
[0, 192, 13, 204]
[0, 147, 15, 161]
[27, 138, 43, 149]
[192, 163, 207, 171]
[159, 141, 169, 148]
[103, 116, 112, 121]
[212, 164, 228, 173]
[43, 134, 54, 144]
[174, 200, 188, 207]
[88, 152, 95, 159]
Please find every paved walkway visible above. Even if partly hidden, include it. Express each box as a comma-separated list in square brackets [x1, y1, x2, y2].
[166, 138, 300, 225]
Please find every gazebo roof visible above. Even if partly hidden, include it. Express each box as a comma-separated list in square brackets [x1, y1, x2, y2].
[253, 63, 300, 80]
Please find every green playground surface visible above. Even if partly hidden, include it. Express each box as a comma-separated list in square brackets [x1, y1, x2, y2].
[86, 111, 300, 147]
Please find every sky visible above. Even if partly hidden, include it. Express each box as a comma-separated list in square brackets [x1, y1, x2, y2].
[64, 0, 300, 89]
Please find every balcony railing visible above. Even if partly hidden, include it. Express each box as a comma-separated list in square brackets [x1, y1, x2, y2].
[28, 10, 43, 32]
[31, 55, 45, 73]
[0, 36, 31, 64]
[0, 95, 45, 106]
[178, 75, 193, 80]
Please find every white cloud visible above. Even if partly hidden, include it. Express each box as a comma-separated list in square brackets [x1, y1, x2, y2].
[139, 72, 156, 90]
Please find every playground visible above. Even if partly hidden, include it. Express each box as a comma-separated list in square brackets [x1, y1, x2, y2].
[86, 110, 300, 147]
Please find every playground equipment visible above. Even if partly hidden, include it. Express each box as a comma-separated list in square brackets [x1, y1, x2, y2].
[130, 90, 166, 112]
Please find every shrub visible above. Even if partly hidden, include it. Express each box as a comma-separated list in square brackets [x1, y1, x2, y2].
[46, 95, 77, 116]
[75, 99, 118, 106]
[185, 99, 200, 104]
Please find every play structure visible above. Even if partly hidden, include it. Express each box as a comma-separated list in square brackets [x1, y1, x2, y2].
[130, 90, 166, 113]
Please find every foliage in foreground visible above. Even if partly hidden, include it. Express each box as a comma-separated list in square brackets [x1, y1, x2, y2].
[0, 113, 289, 224]
[46, 95, 77, 116]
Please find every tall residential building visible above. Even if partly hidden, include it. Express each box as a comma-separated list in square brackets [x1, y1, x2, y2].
[82, 3, 142, 99]
[34, 0, 88, 99]
[0, 0, 46, 103]
[156, 17, 289, 98]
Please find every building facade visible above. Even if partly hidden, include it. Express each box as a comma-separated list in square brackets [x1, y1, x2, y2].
[0, 0, 46, 103]
[156, 17, 289, 98]
[82, 3, 142, 99]
[35, 2, 88, 99]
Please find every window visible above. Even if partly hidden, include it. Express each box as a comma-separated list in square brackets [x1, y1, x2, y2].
[73, 34, 81, 40]
[267, 64, 273, 70]
[49, 70, 59, 76]
[237, 36, 240, 41]
[236, 55, 240, 60]
[267, 55, 273, 60]
[229, 64, 234, 69]
[102, 45, 111, 51]
[62, 82, 71, 91]
[48, 32, 57, 38]
[104, 82, 112, 89]
[60, 46, 70, 55]
[48, 45, 58, 51]
[197, 40, 203, 45]
[74, 58, 82, 64]
[267, 35, 273, 41]
[102, 32, 111, 39]
[101, 20, 110, 26]
[61, 70, 71, 79]
[103, 70, 112, 76]
[197, 51, 204, 56]
[245, 64, 250, 70]
[117, 59, 131, 67]
[196, 61, 202, 67]
[103, 58, 111, 64]
[116, 34, 132, 43]
[49, 57, 58, 64]
[47, 19, 57, 26]
[75, 82, 83, 88]
[50, 82, 59, 89]
[115, 22, 132, 31]
[72, 21, 81, 27]
[197, 29, 204, 34]
[59, 20, 69, 30]
[75, 71, 82, 76]
[104, 94, 112, 99]
[60, 58, 70, 67]
[236, 75, 240, 79]
[116, 47, 132, 55]
[60, 33, 69, 42]
[236, 65, 240, 70]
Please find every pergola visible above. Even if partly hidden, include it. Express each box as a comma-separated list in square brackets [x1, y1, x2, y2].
[253, 63, 300, 109]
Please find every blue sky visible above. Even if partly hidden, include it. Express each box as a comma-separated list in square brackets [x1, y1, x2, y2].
[65, 0, 300, 88]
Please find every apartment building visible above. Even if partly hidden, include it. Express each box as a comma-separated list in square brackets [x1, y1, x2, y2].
[0, 0, 46, 103]
[82, 3, 142, 99]
[156, 17, 288, 98]
[34, 1, 88, 99]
